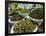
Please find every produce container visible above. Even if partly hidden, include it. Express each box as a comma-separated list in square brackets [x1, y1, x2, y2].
[10, 19, 38, 33]
[28, 7, 43, 26]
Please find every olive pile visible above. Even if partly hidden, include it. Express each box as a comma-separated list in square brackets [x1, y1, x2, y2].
[9, 13, 23, 21]
[13, 20, 36, 33]
[11, 15, 23, 21]
[29, 8, 43, 19]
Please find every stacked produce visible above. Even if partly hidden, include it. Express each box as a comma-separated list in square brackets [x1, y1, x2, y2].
[8, 3, 44, 33]
[13, 20, 36, 33]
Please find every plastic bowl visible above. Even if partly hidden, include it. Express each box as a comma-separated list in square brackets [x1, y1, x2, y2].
[10, 21, 38, 33]
[25, 16, 43, 26]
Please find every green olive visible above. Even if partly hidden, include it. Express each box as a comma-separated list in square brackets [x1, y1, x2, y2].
[13, 20, 36, 33]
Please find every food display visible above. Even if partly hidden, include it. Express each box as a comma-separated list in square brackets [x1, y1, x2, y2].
[8, 3, 18, 14]
[11, 15, 23, 21]
[13, 20, 36, 33]
[8, 2, 44, 34]
[29, 8, 43, 19]
[9, 13, 23, 21]
[18, 8, 29, 13]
